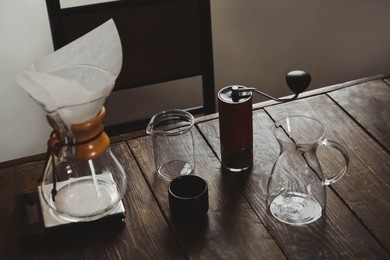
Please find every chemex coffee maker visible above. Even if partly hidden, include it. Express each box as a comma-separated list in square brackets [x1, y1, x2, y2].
[17, 65, 127, 238]
[14, 20, 128, 238]
[218, 70, 311, 172]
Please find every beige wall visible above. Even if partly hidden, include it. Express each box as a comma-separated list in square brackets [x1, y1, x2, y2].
[211, 0, 390, 103]
[1, 0, 390, 162]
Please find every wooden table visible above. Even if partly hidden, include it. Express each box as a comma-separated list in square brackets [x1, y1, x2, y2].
[1, 75, 389, 259]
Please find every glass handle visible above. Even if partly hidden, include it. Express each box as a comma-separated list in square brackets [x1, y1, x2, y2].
[321, 139, 350, 185]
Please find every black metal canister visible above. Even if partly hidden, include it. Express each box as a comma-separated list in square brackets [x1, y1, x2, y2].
[218, 85, 253, 172]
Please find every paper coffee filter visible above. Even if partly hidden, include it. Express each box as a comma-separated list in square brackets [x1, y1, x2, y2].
[15, 19, 122, 126]
[23, 65, 114, 125]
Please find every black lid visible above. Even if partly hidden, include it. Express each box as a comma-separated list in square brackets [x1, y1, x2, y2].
[218, 85, 252, 104]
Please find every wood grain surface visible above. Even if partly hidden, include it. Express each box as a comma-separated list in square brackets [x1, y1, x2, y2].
[0, 77, 389, 259]
[197, 93, 390, 259]
[328, 79, 390, 152]
[128, 129, 285, 259]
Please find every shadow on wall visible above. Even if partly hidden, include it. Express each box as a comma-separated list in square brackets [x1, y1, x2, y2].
[106, 0, 390, 125]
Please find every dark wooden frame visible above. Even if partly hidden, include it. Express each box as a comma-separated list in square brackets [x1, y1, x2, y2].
[45, 0, 216, 135]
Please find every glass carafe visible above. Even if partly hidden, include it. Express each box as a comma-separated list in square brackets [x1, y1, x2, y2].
[267, 116, 349, 225]
[40, 103, 127, 222]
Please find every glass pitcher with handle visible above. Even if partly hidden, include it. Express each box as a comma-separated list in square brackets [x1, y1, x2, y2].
[266, 116, 349, 225]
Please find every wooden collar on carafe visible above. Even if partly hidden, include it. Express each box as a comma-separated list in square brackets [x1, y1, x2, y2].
[46, 107, 110, 161]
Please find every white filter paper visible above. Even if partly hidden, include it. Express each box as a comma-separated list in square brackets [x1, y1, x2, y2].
[15, 19, 122, 126]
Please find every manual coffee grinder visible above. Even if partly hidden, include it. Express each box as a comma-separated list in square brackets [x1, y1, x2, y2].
[218, 70, 311, 172]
